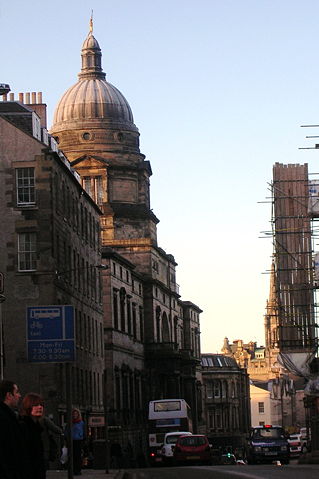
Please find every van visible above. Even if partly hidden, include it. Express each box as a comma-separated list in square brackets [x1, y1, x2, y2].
[246, 425, 290, 464]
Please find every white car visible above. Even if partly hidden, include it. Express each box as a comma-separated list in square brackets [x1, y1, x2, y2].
[300, 427, 311, 453]
[161, 431, 192, 462]
[288, 433, 302, 456]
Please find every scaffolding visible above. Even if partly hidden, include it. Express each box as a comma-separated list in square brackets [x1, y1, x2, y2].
[270, 163, 318, 353]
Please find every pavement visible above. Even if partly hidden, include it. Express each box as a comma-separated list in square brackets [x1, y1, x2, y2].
[47, 469, 125, 479]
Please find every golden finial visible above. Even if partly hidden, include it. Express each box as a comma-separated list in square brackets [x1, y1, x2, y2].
[89, 10, 93, 33]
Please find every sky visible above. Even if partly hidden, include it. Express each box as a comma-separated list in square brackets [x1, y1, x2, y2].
[2, 0, 319, 353]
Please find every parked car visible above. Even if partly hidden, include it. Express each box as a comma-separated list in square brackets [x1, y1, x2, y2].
[173, 434, 212, 465]
[300, 427, 311, 453]
[246, 425, 290, 464]
[161, 431, 192, 463]
[288, 434, 302, 456]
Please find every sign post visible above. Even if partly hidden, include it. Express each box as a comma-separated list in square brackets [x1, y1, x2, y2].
[0, 273, 4, 294]
[27, 305, 75, 478]
[0, 273, 5, 379]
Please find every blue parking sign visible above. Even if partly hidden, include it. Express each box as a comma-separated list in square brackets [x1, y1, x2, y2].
[27, 305, 75, 363]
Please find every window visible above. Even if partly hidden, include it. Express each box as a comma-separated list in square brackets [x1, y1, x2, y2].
[82, 175, 104, 205]
[214, 381, 221, 398]
[16, 168, 35, 206]
[18, 233, 36, 271]
[258, 402, 265, 414]
[83, 177, 92, 196]
[206, 382, 213, 399]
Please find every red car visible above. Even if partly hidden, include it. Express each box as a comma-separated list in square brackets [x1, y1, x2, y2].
[173, 434, 212, 465]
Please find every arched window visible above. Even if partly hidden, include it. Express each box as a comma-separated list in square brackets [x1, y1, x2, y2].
[174, 316, 178, 344]
[156, 306, 161, 342]
[132, 303, 137, 339]
[139, 306, 144, 342]
[162, 312, 170, 342]
[222, 381, 228, 398]
[127, 297, 132, 335]
[214, 380, 221, 398]
[120, 288, 126, 332]
[231, 382, 236, 398]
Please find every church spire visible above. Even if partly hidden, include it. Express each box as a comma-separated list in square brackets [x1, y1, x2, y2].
[264, 260, 279, 351]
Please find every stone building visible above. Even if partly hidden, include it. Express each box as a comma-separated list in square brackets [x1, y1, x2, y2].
[0, 21, 202, 460]
[0, 21, 204, 459]
[49, 22, 202, 456]
[200, 353, 250, 456]
[0, 97, 104, 428]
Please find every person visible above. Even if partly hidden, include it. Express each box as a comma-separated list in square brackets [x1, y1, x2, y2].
[0, 379, 31, 479]
[71, 408, 85, 475]
[40, 415, 63, 470]
[20, 393, 46, 479]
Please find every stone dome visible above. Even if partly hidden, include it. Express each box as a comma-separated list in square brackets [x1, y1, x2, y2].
[51, 29, 138, 133]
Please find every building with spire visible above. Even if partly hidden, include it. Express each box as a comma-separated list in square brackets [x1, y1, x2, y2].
[49, 22, 203, 457]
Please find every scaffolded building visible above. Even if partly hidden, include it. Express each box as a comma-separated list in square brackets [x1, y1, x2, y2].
[270, 163, 317, 359]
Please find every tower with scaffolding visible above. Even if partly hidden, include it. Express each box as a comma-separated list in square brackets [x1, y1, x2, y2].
[270, 162, 317, 356]
[269, 162, 319, 454]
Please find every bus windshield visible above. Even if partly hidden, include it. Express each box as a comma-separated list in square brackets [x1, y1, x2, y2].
[154, 401, 181, 412]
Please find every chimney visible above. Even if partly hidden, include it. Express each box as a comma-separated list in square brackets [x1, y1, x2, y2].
[29, 91, 47, 129]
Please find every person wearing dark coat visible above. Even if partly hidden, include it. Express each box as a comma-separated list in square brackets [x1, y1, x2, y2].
[20, 392, 46, 479]
[40, 415, 63, 470]
[0, 379, 31, 479]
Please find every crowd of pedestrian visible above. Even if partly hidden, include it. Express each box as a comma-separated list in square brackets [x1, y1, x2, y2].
[0, 379, 84, 479]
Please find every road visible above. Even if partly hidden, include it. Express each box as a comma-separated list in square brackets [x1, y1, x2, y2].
[124, 464, 319, 479]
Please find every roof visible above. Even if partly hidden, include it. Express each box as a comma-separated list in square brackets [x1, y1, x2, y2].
[201, 354, 239, 369]
[51, 30, 137, 133]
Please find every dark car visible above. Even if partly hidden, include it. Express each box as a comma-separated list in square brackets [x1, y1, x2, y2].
[173, 434, 212, 465]
[246, 425, 290, 464]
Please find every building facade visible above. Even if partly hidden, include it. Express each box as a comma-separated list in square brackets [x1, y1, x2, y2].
[49, 23, 203, 458]
[0, 98, 104, 428]
[200, 353, 250, 456]
[0, 22, 204, 461]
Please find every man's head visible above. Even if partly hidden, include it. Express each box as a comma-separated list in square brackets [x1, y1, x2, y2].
[0, 380, 21, 408]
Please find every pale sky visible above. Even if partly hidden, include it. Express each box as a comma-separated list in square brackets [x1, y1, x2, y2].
[2, 0, 319, 353]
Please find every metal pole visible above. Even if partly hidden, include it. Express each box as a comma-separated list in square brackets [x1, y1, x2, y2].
[66, 362, 74, 479]
[0, 294, 6, 380]
[103, 369, 109, 473]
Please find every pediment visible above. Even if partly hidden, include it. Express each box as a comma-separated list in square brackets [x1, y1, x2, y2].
[71, 155, 109, 168]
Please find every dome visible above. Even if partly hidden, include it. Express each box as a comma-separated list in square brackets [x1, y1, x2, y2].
[51, 29, 137, 133]
[53, 78, 135, 126]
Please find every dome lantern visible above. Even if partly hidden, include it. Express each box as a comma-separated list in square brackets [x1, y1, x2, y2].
[79, 16, 105, 81]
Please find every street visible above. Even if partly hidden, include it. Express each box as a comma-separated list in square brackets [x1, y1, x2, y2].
[124, 463, 319, 479]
